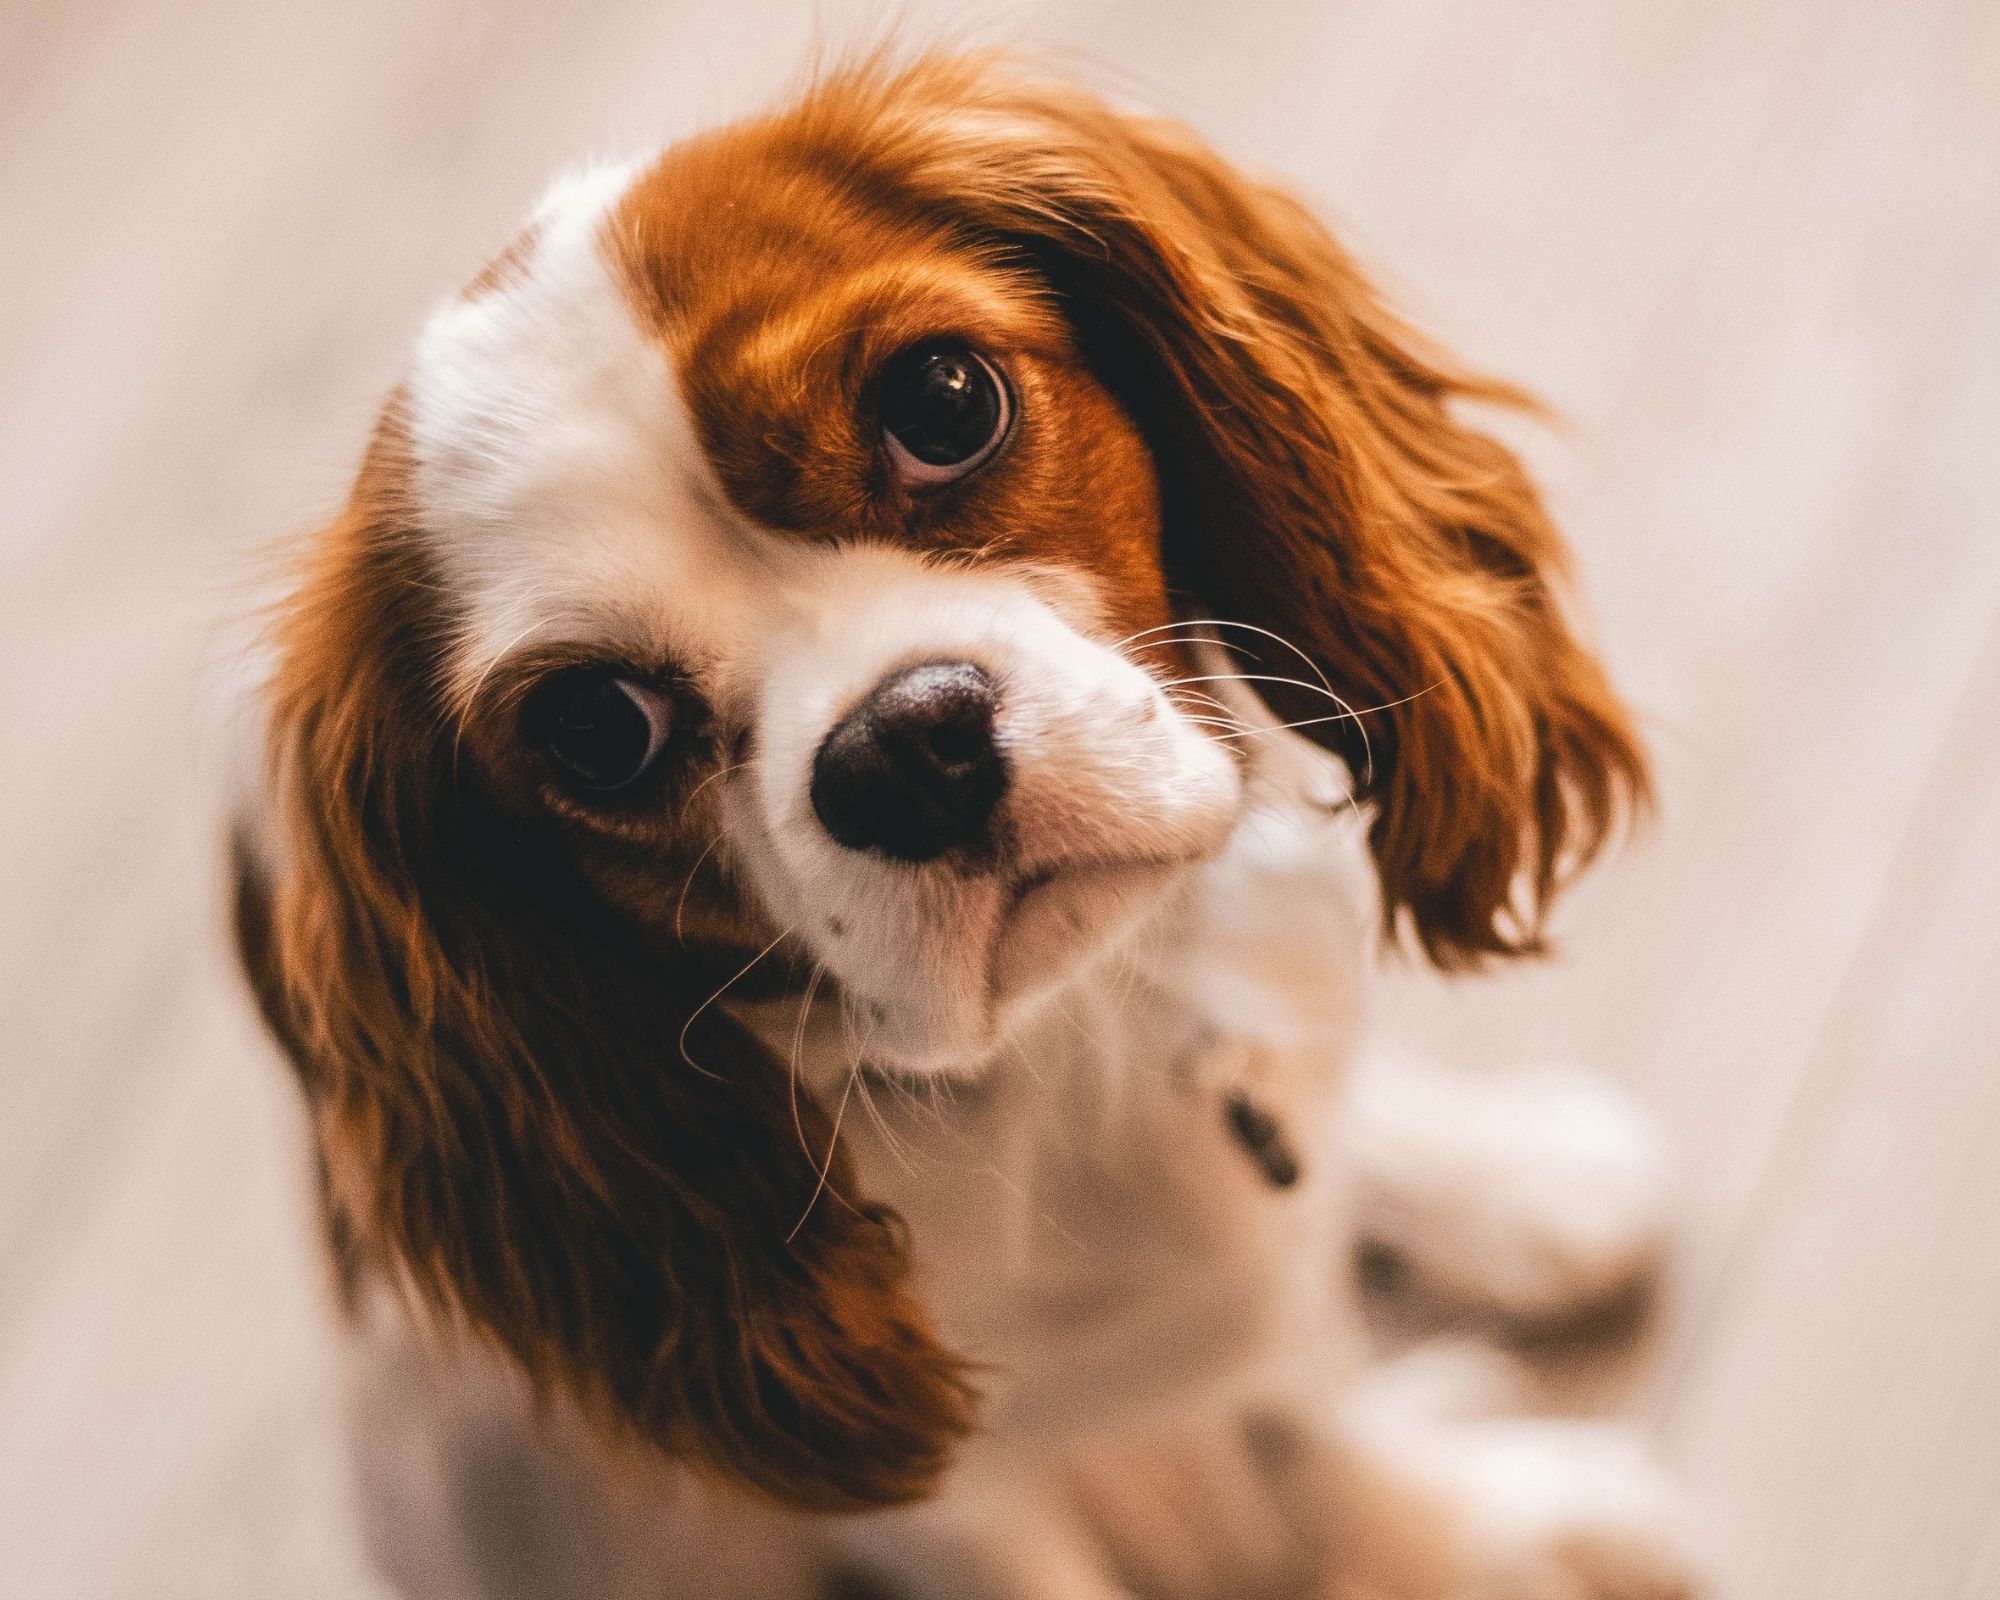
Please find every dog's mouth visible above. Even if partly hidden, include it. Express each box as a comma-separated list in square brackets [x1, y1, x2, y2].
[729, 853, 1194, 1083]
[985, 854, 1188, 1013]
[807, 853, 1194, 1080]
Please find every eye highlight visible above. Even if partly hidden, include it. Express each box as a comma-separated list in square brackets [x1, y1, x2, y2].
[535, 674, 673, 794]
[878, 341, 1012, 487]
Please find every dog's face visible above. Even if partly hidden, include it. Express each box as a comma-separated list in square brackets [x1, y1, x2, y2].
[419, 155, 1241, 1069]
[239, 55, 1645, 1513]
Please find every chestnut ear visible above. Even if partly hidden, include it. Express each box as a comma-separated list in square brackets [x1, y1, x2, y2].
[236, 492, 972, 1511]
[873, 56, 1649, 964]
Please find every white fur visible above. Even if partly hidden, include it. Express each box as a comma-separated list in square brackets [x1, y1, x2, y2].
[407, 158, 762, 700]
[350, 168, 1697, 1600]
[1344, 1056, 1671, 1321]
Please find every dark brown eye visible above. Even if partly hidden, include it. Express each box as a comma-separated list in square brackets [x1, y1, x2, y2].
[539, 675, 672, 793]
[878, 342, 1011, 487]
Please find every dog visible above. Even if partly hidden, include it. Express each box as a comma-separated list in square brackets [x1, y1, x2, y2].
[232, 52, 1695, 1599]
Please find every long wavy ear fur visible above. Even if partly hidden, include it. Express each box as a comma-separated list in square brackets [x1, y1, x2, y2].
[837, 54, 1649, 964]
[235, 461, 972, 1511]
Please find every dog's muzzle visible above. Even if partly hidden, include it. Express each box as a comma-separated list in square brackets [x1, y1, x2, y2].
[808, 659, 1010, 862]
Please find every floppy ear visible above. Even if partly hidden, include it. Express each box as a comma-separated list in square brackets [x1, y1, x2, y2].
[233, 478, 972, 1510]
[871, 57, 1648, 965]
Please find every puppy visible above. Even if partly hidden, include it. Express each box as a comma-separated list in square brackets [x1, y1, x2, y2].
[234, 52, 1691, 1599]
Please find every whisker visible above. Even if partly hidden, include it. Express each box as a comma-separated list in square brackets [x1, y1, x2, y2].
[676, 928, 791, 1081]
[1166, 687, 1243, 718]
[787, 1055, 857, 1242]
[1155, 670, 1347, 699]
[1119, 618, 1378, 781]
[1124, 632, 1258, 664]
[786, 962, 829, 1165]
[1110, 618, 1220, 651]
[852, 1071, 916, 1175]
[1125, 617, 1342, 705]
[678, 759, 746, 823]
[1110, 617, 1251, 654]
[1209, 683, 1442, 745]
[1178, 716, 1256, 735]
[672, 832, 727, 946]
[834, 999, 913, 1163]
[843, 1004, 922, 1177]
[1154, 670, 1383, 780]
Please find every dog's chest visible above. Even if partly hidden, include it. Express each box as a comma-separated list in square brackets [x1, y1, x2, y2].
[812, 777, 1378, 1433]
[852, 1001, 1327, 1430]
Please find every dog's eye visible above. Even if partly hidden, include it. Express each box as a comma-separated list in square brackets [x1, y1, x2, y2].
[878, 342, 1011, 487]
[540, 675, 672, 793]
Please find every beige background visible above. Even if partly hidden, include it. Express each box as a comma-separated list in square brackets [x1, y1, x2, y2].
[3, 1, 1997, 1595]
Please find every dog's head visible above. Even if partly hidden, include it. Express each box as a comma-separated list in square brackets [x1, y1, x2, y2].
[237, 54, 1646, 1510]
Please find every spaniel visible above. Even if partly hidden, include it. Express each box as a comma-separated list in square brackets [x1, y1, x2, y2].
[233, 52, 1696, 1600]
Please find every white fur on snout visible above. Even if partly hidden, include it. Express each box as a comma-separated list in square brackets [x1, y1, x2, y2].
[734, 553, 1242, 1069]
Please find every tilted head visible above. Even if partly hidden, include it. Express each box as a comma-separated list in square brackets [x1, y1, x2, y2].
[237, 53, 1646, 1510]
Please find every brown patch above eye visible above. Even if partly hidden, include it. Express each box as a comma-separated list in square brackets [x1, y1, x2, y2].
[603, 121, 1178, 640]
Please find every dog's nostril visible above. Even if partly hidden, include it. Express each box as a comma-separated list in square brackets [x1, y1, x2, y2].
[810, 660, 1008, 862]
[919, 715, 988, 773]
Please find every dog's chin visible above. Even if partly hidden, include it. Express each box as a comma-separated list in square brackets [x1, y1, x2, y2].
[857, 856, 1192, 1076]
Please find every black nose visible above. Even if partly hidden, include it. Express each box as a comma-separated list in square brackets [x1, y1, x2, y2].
[810, 661, 1008, 862]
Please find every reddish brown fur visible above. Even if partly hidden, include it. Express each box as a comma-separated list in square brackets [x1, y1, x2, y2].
[608, 115, 1175, 645]
[240, 418, 974, 1511]
[238, 51, 1648, 1517]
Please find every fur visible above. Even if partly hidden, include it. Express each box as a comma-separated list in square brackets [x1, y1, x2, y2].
[234, 52, 1690, 1598]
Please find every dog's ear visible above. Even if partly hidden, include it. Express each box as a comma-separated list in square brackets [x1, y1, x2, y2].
[875, 57, 1648, 964]
[233, 476, 972, 1511]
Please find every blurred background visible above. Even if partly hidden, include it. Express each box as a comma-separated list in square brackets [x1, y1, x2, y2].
[3, 1, 1997, 1595]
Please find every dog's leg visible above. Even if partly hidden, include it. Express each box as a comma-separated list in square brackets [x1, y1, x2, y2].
[1269, 1344, 1702, 1600]
[1340, 1056, 1670, 1323]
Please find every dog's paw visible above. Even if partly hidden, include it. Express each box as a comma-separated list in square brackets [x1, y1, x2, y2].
[1443, 1421, 1703, 1600]
[1344, 1059, 1670, 1324]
